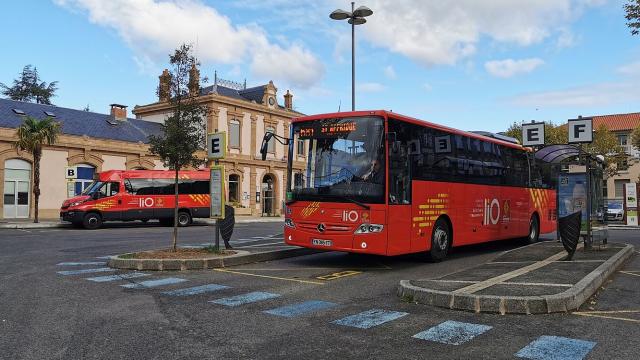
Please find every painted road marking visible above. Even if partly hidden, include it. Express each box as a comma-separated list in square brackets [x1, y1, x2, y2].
[86, 272, 150, 282]
[515, 335, 596, 360]
[210, 291, 280, 307]
[573, 311, 640, 324]
[121, 277, 187, 289]
[57, 268, 115, 276]
[213, 269, 325, 285]
[57, 262, 107, 266]
[425, 279, 573, 288]
[96, 256, 113, 259]
[619, 271, 640, 278]
[316, 271, 362, 281]
[413, 320, 492, 345]
[453, 244, 582, 295]
[162, 284, 229, 296]
[332, 309, 409, 329]
[264, 300, 338, 318]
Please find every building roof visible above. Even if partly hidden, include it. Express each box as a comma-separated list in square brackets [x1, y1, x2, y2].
[200, 84, 267, 104]
[0, 98, 163, 143]
[591, 112, 640, 132]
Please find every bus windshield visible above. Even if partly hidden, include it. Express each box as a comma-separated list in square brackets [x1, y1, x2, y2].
[81, 181, 102, 195]
[288, 116, 385, 204]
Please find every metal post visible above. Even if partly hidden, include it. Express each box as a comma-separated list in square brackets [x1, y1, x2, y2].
[585, 155, 592, 250]
[214, 159, 220, 252]
[351, 1, 355, 112]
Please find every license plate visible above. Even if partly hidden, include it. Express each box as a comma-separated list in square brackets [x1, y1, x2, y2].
[312, 239, 333, 247]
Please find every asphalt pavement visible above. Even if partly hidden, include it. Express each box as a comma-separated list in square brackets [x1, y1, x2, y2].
[1, 223, 639, 359]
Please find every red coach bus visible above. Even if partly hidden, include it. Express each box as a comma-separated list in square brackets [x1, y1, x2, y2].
[265, 110, 556, 261]
[60, 170, 210, 229]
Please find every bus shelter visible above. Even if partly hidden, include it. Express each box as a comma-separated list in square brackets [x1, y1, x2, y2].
[535, 144, 606, 248]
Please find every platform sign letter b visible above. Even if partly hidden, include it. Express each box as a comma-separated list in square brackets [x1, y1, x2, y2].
[65, 166, 77, 179]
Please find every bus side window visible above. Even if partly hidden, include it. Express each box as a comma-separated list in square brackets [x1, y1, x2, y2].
[124, 179, 134, 194]
[388, 119, 413, 204]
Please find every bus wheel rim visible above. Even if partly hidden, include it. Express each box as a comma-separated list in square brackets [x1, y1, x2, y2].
[88, 217, 97, 225]
[434, 227, 448, 250]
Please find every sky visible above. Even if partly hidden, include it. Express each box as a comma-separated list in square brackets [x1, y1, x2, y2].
[1, 0, 639, 133]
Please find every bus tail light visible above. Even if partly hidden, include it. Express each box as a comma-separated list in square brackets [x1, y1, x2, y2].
[285, 218, 296, 228]
[355, 224, 384, 234]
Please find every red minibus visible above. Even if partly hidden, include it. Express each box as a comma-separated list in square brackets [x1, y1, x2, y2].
[60, 170, 210, 229]
[270, 110, 556, 261]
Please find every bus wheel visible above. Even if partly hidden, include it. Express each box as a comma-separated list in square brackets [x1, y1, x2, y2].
[526, 215, 540, 244]
[427, 218, 450, 262]
[177, 211, 192, 227]
[83, 213, 102, 230]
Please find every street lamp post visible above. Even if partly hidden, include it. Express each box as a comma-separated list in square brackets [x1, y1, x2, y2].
[330, 2, 373, 111]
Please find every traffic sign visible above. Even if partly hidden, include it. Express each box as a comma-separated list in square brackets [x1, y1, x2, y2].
[65, 166, 78, 179]
[210, 166, 225, 219]
[522, 122, 545, 146]
[207, 132, 226, 160]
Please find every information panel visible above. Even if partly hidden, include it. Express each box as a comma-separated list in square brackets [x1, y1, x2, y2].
[298, 121, 358, 139]
[210, 166, 225, 219]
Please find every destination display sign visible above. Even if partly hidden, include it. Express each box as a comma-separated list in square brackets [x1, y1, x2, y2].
[298, 121, 358, 139]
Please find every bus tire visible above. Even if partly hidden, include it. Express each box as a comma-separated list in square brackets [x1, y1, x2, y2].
[83, 212, 102, 230]
[177, 211, 192, 227]
[427, 218, 451, 262]
[526, 214, 540, 244]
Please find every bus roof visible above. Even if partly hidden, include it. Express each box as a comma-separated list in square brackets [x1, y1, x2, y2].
[291, 110, 527, 151]
[96, 169, 209, 181]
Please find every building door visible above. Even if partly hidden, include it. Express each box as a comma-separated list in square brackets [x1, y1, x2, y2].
[3, 159, 31, 219]
[262, 174, 275, 216]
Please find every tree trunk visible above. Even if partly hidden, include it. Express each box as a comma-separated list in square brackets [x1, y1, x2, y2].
[33, 150, 41, 223]
[173, 167, 179, 252]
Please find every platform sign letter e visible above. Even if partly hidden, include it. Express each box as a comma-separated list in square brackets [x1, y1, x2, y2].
[207, 132, 226, 160]
[522, 123, 545, 146]
[568, 118, 593, 144]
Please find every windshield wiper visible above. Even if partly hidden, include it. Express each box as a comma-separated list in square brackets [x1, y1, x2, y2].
[335, 195, 370, 210]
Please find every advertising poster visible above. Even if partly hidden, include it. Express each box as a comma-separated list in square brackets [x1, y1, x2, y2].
[558, 173, 588, 229]
[210, 166, 225, 219]
[625, 182, 638, 226]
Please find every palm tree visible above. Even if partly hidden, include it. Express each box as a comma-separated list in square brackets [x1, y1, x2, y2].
[14, 116, 61, 223]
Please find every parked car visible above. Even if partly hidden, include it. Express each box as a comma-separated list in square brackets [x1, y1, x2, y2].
[606, 200, 624, 221]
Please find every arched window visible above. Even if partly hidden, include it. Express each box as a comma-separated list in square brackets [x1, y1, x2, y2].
[229, 119, 240, 149]
[3, 159, 31, 218]
[74, 164, 95, 195]
[228, 174, 240, 203]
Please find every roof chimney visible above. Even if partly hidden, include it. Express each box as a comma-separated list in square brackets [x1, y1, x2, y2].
[284, 90, 293, 110]
[110, 104, 127, 121]
[188, 63, 200, 96]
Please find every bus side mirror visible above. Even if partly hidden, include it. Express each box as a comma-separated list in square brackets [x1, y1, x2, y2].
[260, 132, 274, 161]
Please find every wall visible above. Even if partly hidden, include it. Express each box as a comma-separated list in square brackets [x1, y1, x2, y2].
[102, 155, 126, 170]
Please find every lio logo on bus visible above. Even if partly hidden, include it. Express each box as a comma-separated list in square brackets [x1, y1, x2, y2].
[139, 198, 154, 208]
[342, 210, 359, 222]
[483, 198, 500, 225]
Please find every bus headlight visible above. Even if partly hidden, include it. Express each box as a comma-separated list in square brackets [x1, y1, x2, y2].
[70, 201, 83, 207]
[284, 218, 296, 228]
[354, 223, 384, 234]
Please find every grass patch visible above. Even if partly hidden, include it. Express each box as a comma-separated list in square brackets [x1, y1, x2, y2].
[203, 245, 226, 254]
[118, 253, 136, 259]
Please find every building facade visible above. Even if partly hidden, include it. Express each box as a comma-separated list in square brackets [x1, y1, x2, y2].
[0, 99, 163, 219]
[133, 71, 306, 216]
[589, 112, 640, 202]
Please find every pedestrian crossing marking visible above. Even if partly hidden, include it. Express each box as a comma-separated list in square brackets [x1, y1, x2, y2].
[413, 320, 492, 345]
[210, 291, 280, 307]
[57, 268, 115, 276]
[57, 262, 107, 266]
[162, 284, 229, 296]
[264, 300, 338, 318]
[515, 335, 596, 360]
[332, 309, 408, 329]
[121, 277, 187, 289]
[86, 272, 150, 282]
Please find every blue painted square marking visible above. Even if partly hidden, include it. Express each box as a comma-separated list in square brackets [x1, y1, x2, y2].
[85, 272, 150, 282]
[515, 335, 597, 360]
[264, 300, 338, 318]
[162, 284, 229, 296]
[209, 291, 280, 307]
[332, 309, 409, 329]
[413, 320, 493, 345]
[57, 268, 115, 276]
[120, 277, 187, 289]
[57, 261, 107, 266]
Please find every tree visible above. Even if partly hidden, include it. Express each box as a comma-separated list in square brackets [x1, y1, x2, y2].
[148, 44, 207, 252]
[14, 116, 61, 223]
[0, 65, 58, 104]
[626, 0, 640, 35]
[586, 124, 626, 177]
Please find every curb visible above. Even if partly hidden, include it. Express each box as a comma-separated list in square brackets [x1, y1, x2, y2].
[397, 244, 635, 314]
[0, 222, 68, 229]
[108, 247, 319, 271]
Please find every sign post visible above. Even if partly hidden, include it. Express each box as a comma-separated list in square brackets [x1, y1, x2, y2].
[207, 132, 227, 251]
